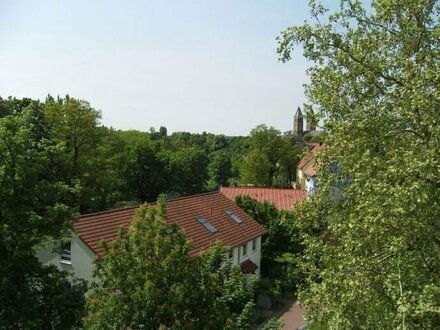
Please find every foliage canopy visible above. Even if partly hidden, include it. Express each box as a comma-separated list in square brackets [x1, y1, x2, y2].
[0, 105, 86, 328]
[85, 197, 258, 329]
[278, 0, 440, 328]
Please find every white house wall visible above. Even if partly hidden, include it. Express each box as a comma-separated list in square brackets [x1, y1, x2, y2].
[229, 236, 262, 274]
[38, 235, 264, 282]
[36, 236, 95, 283]
[306, 176, 317, 197]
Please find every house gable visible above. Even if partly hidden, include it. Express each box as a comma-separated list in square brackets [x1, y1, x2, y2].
[297, 143, 323, 189]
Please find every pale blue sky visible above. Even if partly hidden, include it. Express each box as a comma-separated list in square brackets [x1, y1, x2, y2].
[0, 0, 315, 135]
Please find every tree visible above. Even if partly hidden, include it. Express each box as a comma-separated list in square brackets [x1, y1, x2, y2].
[164, 146, 209, 195]
[278, 0, 440, 328]
[45, 96, 103, 212]
[0, 96, 34, 117]
[236, 196, 302, 290]
[45, 96, 101, 177]
[0, 107, 86, 328]
[240, 125, 300, 187]
[240, 150, 271, 186]
[210, 134, 229, 152]
[207, 149, 232, 189]
[122, 138, 167, 202]
[262, 318, 284, 330]
[81, 126, 127, 211]
[85, 197, 257, 329]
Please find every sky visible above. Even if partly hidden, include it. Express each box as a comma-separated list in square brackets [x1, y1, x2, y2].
[0, 0, 314, 135]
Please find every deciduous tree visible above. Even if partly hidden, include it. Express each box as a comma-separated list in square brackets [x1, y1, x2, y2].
[0, 106, 86, 328]
[85, 197, 257, 329]
[279, 0, 440, 328]
[207, 149, 232, 189]
[240, 125, 300, 187]
[236, 196, 302, 290]
[122, 138, 167, 202]
[164, 146, 209, 195]
[45, 96, 101, 177]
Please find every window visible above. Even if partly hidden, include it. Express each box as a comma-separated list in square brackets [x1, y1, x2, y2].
[252, 238, 257, 251]
[225, 210, 243, 223]
[229, 249, 233, 260]
[242, 243, 247, 257]
[60, 241, 71, 263]
[197, 217, 218, 233]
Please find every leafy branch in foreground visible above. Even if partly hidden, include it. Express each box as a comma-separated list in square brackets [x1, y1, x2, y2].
[85, 197, 257, 329]
[279, 0, 440, 328]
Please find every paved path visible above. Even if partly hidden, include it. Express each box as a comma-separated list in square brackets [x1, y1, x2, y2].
[280, 301, 306, 330]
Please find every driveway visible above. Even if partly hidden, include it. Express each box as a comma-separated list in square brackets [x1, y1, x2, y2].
[279, 301, 306, 330]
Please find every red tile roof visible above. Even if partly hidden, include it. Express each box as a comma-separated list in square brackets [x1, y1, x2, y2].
[297, 143, 323, 170]
[73, 191, 267, 258]
[303, 166, 318, 177]
[240, 259, 258, 274]
[219, 187, 306, 211]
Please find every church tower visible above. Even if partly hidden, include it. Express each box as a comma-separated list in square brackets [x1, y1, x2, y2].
[293, 107, 304, 136]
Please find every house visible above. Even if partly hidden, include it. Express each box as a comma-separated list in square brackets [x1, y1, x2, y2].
[219, 187, 305, 211]
[37, 191, 267, 282]
[296, 143, 323, 192]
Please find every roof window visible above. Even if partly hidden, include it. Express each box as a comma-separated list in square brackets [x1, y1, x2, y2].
[197, 217, 218, 233]
[225, 210, 243, 224]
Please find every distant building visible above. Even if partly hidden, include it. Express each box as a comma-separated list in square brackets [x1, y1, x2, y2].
[296, 143, 323, 192]
[285, 107, 321, 141]
[293, 107, 305, 136]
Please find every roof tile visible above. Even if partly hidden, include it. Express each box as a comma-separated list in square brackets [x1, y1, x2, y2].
[74, 191, 267, 258]
[297, 144, 323, 170]
[219, 187, 305, 211]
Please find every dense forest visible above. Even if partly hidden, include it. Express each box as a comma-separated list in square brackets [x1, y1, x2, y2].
[0, 95, 301, 214]
[0, 94, 302, 328]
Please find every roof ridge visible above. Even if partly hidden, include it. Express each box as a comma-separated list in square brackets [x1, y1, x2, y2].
[80, 205, 140, 218]
[165, 190, 220, 202]
[220, 187, 302, 192]
[80, 191, 221, 218]
[74, 190, 267, 258]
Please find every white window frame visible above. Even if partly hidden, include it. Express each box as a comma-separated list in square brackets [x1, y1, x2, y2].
[242, 243, 247, 257]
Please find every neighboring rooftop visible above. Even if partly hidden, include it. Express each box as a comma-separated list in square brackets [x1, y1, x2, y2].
[297, 143, 323, 170]
[219, 187, 306, 211]
[74, 191, 267, 258]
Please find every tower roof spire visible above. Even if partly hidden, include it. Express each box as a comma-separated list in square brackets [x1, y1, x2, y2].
[295, 107, 303, 118]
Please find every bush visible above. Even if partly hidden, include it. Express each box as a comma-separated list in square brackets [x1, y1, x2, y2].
[262, 318, 284, 330]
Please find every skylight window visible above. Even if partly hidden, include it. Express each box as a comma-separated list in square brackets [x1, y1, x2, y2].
[197, 217, 218, 233]
[225, 210, 243, 224]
